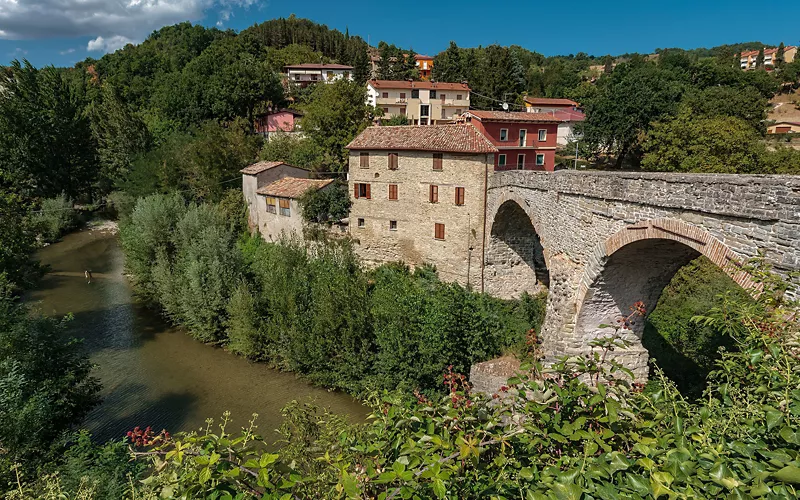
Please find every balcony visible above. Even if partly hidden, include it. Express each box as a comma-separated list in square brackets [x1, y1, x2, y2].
[439, 98, 470, 107]
[395, 98, 408, 103]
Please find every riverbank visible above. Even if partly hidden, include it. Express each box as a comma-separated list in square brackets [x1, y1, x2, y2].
[27, 228, 366, 443]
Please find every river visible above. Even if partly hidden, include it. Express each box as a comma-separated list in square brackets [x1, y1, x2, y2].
[26, 225, 367, 443]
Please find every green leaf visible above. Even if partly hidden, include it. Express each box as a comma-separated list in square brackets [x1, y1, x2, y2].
[432, 478, 447, 499]
[773, 465, 800, 484]
[519, 467, 534, 481]
[198, 466, 212, 484]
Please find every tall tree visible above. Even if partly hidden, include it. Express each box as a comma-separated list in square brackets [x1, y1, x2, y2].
[756, 47, 765, 68]
[352, 47, 371, 84]
[776, 42, 786, 69]
[432, 41, 464, 82]
[603, 55, 614, 74]
[0, 61, 98, 202]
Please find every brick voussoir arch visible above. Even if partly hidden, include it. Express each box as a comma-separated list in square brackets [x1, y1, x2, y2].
[576, 218, 757, 312]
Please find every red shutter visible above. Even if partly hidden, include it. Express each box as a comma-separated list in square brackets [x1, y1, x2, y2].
[354, 183, 359, 199]
[365, 183, 371, 199]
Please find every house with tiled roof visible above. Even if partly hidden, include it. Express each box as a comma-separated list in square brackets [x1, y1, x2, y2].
[740, 46, 797, 70]
[462, 110, 561, 171]
[255, 177, 335, 241]
[285, 63, 354, 87]
[523, 97, 580, 113]
[367, 80, 470, 125]
[346, 124, 496, 287]
[767, 121, 800, 134]
[240, 160, 311, 234]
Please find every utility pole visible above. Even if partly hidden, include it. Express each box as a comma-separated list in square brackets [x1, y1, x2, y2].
[573, 141, 579, 170]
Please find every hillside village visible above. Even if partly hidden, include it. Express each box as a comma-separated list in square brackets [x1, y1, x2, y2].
[2, 13, 800, 499]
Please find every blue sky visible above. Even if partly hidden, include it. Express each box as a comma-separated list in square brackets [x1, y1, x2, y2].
[1, 0, 799, 68]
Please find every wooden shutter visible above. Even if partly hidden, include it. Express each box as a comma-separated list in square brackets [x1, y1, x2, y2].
[354, 183, 359, 199]
[388, 152, 398, 170]
[388, 184, 398, 200]
[360, 152, 369, 168]
[455, 187, 465, 206]
[365, 183, 371, 199]
[435, 223, 445, 240]
[429, 185, 438, 203]
[433, 153, 443, 170]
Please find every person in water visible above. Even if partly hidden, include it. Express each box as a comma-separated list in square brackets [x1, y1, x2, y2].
[85, 270, 93, 283]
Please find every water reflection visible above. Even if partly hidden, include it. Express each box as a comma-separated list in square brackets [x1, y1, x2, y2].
[27, 227, 366, 443]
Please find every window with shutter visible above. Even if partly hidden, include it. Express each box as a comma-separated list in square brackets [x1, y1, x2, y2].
[429, 185, 438, 203]
[365, 183, 371, 199]
[388, 152, 398, 170]
[381, 92, 389, 98]
[455, 187, 465, 206]
[265, 197, 276, 213]
[353, 183, 359, 199]
[278, 198, 290, 216]
[360, 152, 369, 168]
[434, 223, 445, 240]
[388, 184, 398, 200]
[432, 153, 443, 170]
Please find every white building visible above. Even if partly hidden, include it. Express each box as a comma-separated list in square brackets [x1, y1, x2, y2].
[285, 63, 354, 87]
[366, 80, 470, 125]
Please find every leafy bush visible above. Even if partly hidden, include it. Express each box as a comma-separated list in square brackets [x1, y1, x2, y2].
[30, 194, 79, 242]
[297, 181, 351, 223]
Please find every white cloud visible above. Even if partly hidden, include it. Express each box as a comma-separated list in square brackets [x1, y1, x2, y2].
[8, 46, 27, 57]
[0, 1, 261, 44]
[59, 48, 76, 55]
[87, 35, 135, 53]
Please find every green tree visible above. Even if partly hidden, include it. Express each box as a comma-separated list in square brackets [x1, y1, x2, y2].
[352, 47, 371, 84]
[259, 133, 326, 172]
[432, 41, 464, 82]
[775, 42, 786, 69]
[641, 110, 763, 173]
[382, 114, 409, 125]
[756, 47, 765, 68]
[602, 54, 614, 74]
[0, 276, 101, 468]
[0, 61, 99, 201]
[681, 85, 768, 133]
[581, 61, 684, 167]
[297, 182, 351, 223]
[0, 193, 40, 290]
[299, 80, 374, 171]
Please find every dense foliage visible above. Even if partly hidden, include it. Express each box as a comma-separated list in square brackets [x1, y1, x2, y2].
[120, 194, 541, 395]
[297, 182, 351, 223]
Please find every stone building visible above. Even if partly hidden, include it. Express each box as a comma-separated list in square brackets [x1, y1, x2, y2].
[240, 161, 311, 232]
[346, 124, 497, 286]
[254, 177, 334, 241]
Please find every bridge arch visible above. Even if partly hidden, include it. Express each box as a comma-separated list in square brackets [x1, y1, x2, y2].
[483, 194, 549, 299]
[572, 218, 755, 381]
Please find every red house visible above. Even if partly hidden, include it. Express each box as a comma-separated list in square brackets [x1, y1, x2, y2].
[254, 109, 303, 137]
[463, 110, 560, 171]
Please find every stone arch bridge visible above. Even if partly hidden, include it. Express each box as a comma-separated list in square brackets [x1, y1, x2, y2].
[482, 171, 800, 381]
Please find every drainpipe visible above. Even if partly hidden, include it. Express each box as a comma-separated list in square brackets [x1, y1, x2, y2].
[480, 153, 489, 293]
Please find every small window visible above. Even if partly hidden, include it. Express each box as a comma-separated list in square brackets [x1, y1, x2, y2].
[354, 183, 371, 199]
[360, 152, 369, 168]
[388, 184, 398, 200]
[279, 198, 290, 216]
[500, 129, 508, 142]
[265, 197, 276, 214]
[357, 218, 365, 228]
[388, 152, 398, 170]
[440, 93, 446, 100]
[456, 94, 462, 100]
[455, 187, 465, 206]
[455, 109, 462, 115]
[430, 90, 437, 98]
[429, 185, 439, 203]
[498, 154, 507, 167]
[411, 89, 419, 98]
[519, 129, 527, 147]
[389, 220, 397, 231]
[382, 92, 389, 98]
[517, 154, 525, 170]
[433, 153, 443, 170]
[383, 107, 389, 114]
[538, 129, 547, 141]
[400, 107, 406, 115]
[400, 92, 406, 99]
[434, 223, 445, 240]
[326, 71, 334, 79]
[536, 154, 545, 166]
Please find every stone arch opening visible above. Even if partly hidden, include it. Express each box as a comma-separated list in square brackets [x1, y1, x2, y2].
[484, 199, 549, 299]
[572, 219, 753, 382]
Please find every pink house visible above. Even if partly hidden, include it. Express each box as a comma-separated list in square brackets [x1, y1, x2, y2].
[254, 109, 304, 137]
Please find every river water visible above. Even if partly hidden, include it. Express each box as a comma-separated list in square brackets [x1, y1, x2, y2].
[26, 226, 366, 443]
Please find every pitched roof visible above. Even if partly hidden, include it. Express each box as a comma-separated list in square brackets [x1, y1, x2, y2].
[464, 110, 561, 123]
[240, 161, 307, 175]
[346, 124, 497, 153]
[256, 178, 335, 199]
[368, 79, 469, 91]
[285, 63, 354, 70]
[772, 121, 800, 126]
[523, 97, 579, 107]
[414, 54, 434, 60]
[553, 109, 586, 122]
[740, 46, 796, 57]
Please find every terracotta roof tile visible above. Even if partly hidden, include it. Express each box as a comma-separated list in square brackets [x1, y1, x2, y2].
[465, 110, 561, 123]
[523, 97, 579, 107]
[241, 161, 288, 175]
[284, 63, 354, 70]
[368, 80, 470, 91]
[256, 178, 334, 199]
[346, 124, 497, 154]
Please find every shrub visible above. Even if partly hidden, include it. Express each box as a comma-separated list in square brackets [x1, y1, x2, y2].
[297, 181, 351, 223]
[30, 194, 79, 242]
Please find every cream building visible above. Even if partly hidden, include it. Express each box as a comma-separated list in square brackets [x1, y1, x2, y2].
[254, 177, 334, 241]
[346, 124, 497, 287]
[367, 80, 470, 125]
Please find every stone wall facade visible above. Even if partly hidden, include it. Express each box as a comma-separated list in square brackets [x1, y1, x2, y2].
[242, 164, 309, 230]
[348, 150, 494, 287]
[484, 170, 800, 382]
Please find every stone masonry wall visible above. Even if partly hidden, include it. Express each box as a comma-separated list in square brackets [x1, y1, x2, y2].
[348, 150, 493, 288]
[483, 170, 800, 384]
